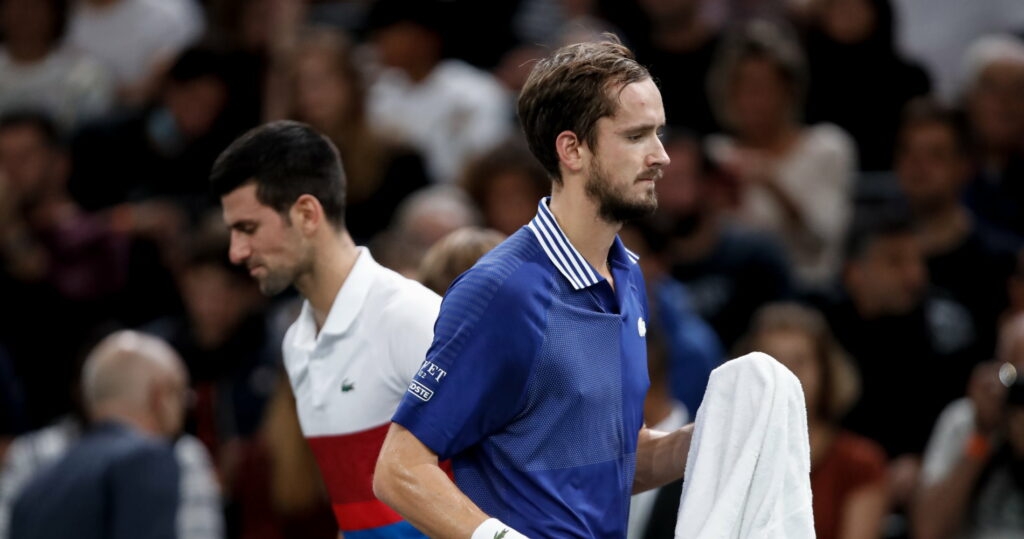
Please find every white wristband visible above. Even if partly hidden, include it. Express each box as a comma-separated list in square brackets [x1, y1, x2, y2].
[471, 518, 528, 539]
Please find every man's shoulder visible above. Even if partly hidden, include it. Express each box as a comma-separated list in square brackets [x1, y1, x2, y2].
[448, 229, 552, 300]
[364, 253, 441, 314]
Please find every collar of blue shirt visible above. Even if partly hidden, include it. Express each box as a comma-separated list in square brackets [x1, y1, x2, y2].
[526, 197, 639, 291]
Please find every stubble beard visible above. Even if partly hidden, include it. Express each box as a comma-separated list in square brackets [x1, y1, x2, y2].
[585, 161, 659, 224]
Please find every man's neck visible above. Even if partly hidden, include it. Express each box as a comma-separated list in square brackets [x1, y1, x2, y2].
[294, 231, 359, 331]
[548, 187, 619, 283]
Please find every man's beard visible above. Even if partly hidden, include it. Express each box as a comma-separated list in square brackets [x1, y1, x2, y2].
[257, 271, 293, 296]
[585, 161, 658, 224]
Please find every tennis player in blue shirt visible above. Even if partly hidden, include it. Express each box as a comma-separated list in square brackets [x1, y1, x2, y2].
[374, 36, 695, 538]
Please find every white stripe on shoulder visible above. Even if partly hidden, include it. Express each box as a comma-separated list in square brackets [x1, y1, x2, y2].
[528, 222, 586, 290]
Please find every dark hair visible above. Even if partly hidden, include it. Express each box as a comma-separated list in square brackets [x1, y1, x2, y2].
[843, 204, 916, 263]
[167, 46, 229, 85]
[517, 34, 651, 183]
[897, 97, 972, 157]
[209, 120, 347, 227]
[1, 0, 71, 45]
[0, 109, 62, 147]
[363, 0, 448, 35]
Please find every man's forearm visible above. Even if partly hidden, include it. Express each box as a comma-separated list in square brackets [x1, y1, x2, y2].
[632, 424, 694, 494]
[374, 424, 491, 538]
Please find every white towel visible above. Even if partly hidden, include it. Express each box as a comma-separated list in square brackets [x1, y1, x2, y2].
[674, 352, 815, 539]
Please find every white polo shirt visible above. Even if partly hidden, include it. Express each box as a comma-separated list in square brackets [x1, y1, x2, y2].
[282, 247, 440, 537]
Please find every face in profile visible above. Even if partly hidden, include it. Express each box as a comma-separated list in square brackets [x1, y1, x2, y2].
[585, 78, 669, 224]
[221, 184, 310, 296]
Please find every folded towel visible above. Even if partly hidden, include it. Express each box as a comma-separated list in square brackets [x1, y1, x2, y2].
[675, 352, 815, 539]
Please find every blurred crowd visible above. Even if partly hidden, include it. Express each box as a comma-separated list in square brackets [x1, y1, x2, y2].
[1, 0, 1024, 538]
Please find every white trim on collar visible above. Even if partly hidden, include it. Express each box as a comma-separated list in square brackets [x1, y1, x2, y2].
[526, 198, 638, 291]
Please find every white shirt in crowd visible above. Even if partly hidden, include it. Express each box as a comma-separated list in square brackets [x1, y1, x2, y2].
[67, 0, 204, 87]
[368, 59, 513, 184]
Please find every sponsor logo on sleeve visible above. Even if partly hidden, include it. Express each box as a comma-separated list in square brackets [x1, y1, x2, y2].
[407, 380, 434, 402]
[406, 360, 448, 402]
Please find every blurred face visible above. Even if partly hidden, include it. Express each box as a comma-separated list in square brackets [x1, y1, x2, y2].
[485, 171, 545, 236]
[728, 57, 793, 138]
[1, 0, 56, 47]
[165, 77, 227, 139]
[655, 138, 703, 216]
[149, 360, 188, 438]
[585, 79, 670, 223]
[0, 124, 59, 204]
[372, 22, 436, 71]
[222, 184, 310, 296]
[294, 49, 353, 131]
[896, 122, 970, 211]
[968, 60, 1024, 152]
[849, 234, 927, 316]
[755, 329, 822, 420]
[180, 264, 256, 346]
[822, 0, 876, 44]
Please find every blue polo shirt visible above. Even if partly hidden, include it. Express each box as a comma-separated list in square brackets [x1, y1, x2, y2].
[392, 198, 650, 538]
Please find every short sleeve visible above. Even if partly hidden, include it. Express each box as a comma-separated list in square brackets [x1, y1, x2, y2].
[391, 265, 548, 460]
[384, 283, 442, 396]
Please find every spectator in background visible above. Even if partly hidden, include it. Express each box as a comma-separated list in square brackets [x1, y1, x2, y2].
[269, 26, 430, 244]
[371, 185, 482, 279]
[809, 208, 978, 520]
[895, 97, 1020, 361]
[640, 130, 793, 351]
[7, 330, 222, 539]
[802, 0, 930, 172]
[143, 218, 279, 492]
[67, 0, 205, 107]
[0, 0, 114, 132]
[960, 34, 1024, 238]
[707, 19, 856, 292]
[736, 302, 888, 539]
[893, 0, 1024, 104]
[69, 46, 237, 217]
[365, 0, 513, 183]
[0, 111, 179, 428]
[707, 19, 856, 291]
[630, 0, 723, 135]
[913, 312, 1024, 539]
[459, 136, 550, 237]
[418, 226, 506, 296]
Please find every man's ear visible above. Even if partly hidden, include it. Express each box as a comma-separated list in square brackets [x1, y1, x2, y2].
[555, 130, 586, 174]
[290, 194, 323, 235]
